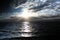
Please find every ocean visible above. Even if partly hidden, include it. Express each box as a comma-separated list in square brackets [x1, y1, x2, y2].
[0, 19, 60, 40]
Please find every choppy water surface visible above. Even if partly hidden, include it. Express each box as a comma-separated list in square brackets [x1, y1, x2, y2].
[0, 0, 60, 39]
[0, 21, 41, 39]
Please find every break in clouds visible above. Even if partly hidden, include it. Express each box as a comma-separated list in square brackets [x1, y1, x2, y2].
[12, 0, 60, 17]
[0, 0, 60, 20]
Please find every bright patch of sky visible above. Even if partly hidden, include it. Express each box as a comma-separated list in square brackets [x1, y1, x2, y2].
[37, 9, 57, 17]
[15, 0, 60, 17]
[40, 0, 47, 2]
[0, 0, 60, 19]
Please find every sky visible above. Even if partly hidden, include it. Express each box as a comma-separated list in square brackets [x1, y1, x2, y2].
[0, 0, 60, 19]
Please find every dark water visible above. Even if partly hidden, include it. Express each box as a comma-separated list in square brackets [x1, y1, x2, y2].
[0, 19, 60, 40]
[0, 0, 60, 40]
[0, 21, 39, 39]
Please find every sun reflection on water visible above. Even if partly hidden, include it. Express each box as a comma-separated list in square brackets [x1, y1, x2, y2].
[20, 21, 35, 37]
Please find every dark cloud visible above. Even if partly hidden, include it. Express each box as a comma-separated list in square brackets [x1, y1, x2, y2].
[0, 0, 27, 13]
[0, 0, 13, 13]
[0, 0, 60, 17]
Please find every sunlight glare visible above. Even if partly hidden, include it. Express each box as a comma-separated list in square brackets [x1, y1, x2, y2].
[17, 8, 38, 20]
